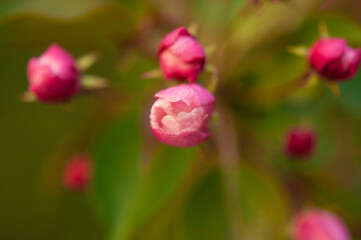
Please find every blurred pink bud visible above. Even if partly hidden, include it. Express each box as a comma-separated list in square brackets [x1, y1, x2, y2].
[293, 209, 351, 240]
[27, 43, 80, 102]
[150, 84, 215, 147]
[158, 27, 206, 83]
[284, 127, 316, 159]
[62, 155, 93, 191]
[308, 38, 361, 81]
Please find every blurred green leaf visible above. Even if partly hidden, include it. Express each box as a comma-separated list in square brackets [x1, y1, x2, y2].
[0, 0, 99, 18]
[339, 71, 361, 115]
[239, 165, 290, 240]
[321, 16, 361, 44]
[115, 146, 198, 240]
[0, 0, 144, 19]
[91, 113, 142, 235]
[91, 112, 198, 240]
[0, 2, 145, 53]
[192, 0, 247, 28]
[183, 165, 290, 240]
[184, 170, 229, 240]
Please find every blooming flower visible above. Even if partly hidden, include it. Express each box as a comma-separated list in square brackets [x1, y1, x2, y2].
[150, 84, 215, 147]
[158, 27, 206, 83]
[27, 43, 79, 102]
[293, 209, 351, 240]
[308, 38, 361, 81]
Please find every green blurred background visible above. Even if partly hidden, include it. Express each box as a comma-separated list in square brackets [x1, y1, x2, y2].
[1, 0, 361, 239]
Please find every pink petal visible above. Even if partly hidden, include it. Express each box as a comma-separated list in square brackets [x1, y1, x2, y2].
[168, 35, 205, 64]
[159, 50, 203, 83]
[151, 128, 210, 147]
[309, 38, 346, 72]
[157, 27, 191, 56]
[155, 83, 215, 107]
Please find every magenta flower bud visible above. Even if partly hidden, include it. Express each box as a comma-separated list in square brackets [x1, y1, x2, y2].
[150, 84, 215, 147]
[284, 127, 316, 159]
[27, 43, 80, 102]
[293, 209, 351, 240]
[308, 38, 361, 81]
[158, 27, 206, 83]
[62, 155, 93, 191]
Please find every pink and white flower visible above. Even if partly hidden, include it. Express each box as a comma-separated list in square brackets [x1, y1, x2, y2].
[150, 84, 215, 147]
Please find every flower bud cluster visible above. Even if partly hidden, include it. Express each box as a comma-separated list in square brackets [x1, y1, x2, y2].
[150, 27, 215, 147]
[23, 24, 356, 237]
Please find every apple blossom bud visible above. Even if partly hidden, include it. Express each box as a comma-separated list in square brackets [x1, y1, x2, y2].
[284, 127, 316, 159]
[293, 209, 351, 240]
[158, 27, 206, 83]
[150, 84, 215, 147]
[62, 155, 93, 191]
[308, 38, 361, 81]
[27, 43, 80, 102]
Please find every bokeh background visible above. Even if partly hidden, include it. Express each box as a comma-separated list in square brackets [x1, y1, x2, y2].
[1, 0, 361, 239]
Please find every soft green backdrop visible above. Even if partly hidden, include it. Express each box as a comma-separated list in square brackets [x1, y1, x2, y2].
[0, 0, 361, 239]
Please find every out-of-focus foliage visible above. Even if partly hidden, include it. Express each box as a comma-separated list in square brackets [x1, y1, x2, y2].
[1, 0, 361, 239]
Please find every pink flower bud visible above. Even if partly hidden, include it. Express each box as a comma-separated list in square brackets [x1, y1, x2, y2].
[293, 209, 351, 240]
[158, 27, 206, 83]
[284, 127, 316, 159]
[62, 155, 93, 191]
[27, 43, 80, 102]
[308, 38, 361, 81]
[150, 84, 215, 147]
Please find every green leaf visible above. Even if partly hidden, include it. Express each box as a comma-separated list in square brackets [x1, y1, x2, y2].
[183, 171, 229, 240]
[91, 113, 142, 234]
[226, 0, 248, 22]
[0, 0, 144, 19]
[339, 70, 361, 115]
[239, 165, 290, 240]
[192, 0, 247, 28]
[183, 165, 290, 240]
[91, 112, 198, 240]
[115, 146, 198, 240]
[0, 3, 144, 52]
